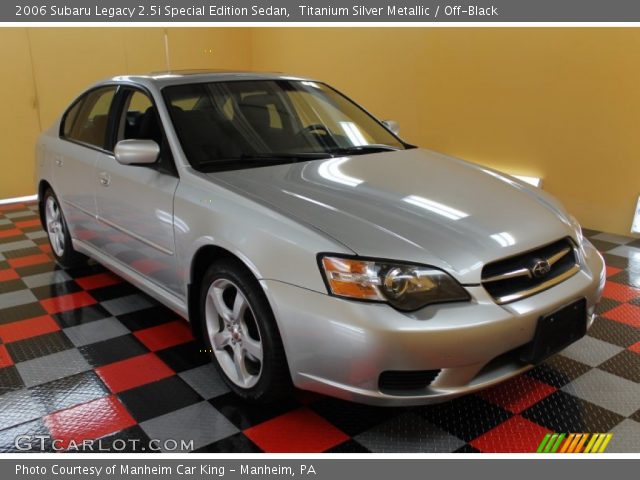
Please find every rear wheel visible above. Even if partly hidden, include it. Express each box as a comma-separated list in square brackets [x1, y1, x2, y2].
[43, 188, 86, 269]
[199, 259, 292, 403]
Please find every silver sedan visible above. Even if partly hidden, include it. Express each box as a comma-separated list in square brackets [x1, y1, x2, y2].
[35, 71, 605, 405]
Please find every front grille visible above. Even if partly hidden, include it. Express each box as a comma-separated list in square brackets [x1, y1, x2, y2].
[481, 237, 579, 304]
[378, 370, 440, 393]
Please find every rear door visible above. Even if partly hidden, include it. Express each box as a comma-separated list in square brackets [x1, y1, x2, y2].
[94, 87, 181, 295]
[54, 86, 117, 243]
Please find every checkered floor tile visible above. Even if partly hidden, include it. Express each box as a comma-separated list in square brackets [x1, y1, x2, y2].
[0, 202, 639, 453]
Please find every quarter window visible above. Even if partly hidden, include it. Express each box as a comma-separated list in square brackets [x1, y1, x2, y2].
[62, 87, 116, 149]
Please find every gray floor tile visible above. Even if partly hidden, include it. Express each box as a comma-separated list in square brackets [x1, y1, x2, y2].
[560, 336, 624, 367]
[0, 289, 38, 309]
[608, 419, 640, 453]
[561, 369, 640, 417]
[179, 363, 229, 400]
[4, 211, 36, 219]
[0, 389, 47, 430]
[22, 270, 71, 289]
[0, 252, 5, 261]
[140, 401, 238, 452]
[608, 244, 640, 261]
[15, 349, 91, 388]
[356, 412, 466, 453]
[25, 230, 48, 240]
[0, 239, 37, 253]
[101, 294, 154, 316]
[591, 232, 635, 245]
[0, 218, 11, 226]
[63, 317, 130, 347]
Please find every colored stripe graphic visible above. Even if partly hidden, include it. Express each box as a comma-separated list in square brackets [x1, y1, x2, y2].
[597, 434, 613, 453]
[574, 433, 589, 453]
[536, 434, 551, 453]
[584, 434, 599, 453]
[559, 433, 575, 453]
[544, 434, 558, 453]
[550, 433, 565, 453]
[537, 433, 613, 453]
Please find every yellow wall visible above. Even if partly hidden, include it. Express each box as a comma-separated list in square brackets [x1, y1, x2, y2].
[0, 27, 251, 200]
[1, 27, 638, 235]
[0, 29, 41, 199]
[251, 28, 640, 236]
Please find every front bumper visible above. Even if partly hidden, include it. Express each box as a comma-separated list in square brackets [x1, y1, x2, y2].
[261, 241, 605, 406]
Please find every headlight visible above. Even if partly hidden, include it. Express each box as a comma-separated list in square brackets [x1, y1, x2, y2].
[319, 255, 470, 311]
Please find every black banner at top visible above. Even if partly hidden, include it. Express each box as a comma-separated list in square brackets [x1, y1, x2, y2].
[5, 0, 640, 23]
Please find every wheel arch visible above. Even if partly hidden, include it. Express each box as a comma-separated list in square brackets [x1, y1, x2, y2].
[187, 243, 273, 344]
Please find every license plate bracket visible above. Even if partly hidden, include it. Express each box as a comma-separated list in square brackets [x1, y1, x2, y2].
[520, 298, 587, 364]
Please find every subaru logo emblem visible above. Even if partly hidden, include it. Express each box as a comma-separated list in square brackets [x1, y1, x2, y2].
[531, 259, 551, 278]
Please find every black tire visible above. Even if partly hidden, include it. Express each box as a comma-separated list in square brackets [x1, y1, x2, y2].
[199, 258, 292, 403]
[42, 188, 87, 269]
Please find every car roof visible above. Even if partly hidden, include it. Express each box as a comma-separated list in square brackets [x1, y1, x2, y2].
[104, 69, 315, 89]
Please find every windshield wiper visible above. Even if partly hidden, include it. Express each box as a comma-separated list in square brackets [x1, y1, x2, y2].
[330, 144, 401, 156]
[199, 152, 334, 172]
[240, 152, 334, 161]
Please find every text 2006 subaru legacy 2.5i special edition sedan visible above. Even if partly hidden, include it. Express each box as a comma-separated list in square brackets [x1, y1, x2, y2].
[35, 70, 605, 405]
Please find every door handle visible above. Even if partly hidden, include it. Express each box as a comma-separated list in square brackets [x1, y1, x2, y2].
[54, 156, 63, 167]
[99, 172, 111, 186]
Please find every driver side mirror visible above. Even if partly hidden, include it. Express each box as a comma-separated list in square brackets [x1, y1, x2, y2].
[114, 139, 160, 166]
[382, 120, 400, 136]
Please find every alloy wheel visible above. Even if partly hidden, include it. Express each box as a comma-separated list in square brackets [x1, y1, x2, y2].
[45, 196, 65, 257]
[204, 278, 263, 388]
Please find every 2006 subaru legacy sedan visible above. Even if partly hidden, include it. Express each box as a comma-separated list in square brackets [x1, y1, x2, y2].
[35, 70, 605, 406]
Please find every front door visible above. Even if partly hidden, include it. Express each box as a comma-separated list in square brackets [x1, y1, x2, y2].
[94, 88, 181, 295]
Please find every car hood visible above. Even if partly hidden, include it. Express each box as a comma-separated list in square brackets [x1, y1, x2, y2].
[211, 149, 576, 284]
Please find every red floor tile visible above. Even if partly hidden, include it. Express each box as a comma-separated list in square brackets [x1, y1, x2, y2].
[605, 266, 622, 278]
[133, 320, 194, 352]
[43, 396, 136, 449]
[0, 345, 13, 368]
[479, 375, 556, 414]
[0, 228, 22, 239]
[7, 253, 51, 269]
[602, 303, 640, 328]
[0, 268, 19, 282]
[40, 291, 96, 314]
[96, 352, 174, 393]
[0, 203, 25, 212]
[0, 315, 60, 343]
[603, 282, 640, 302]
[75, 272, 123, 290]
[629, 341, 640, 354]
[14, 218, 41, 229]
[244, 407, 349, 453]
[38, 244, 52, 253]
[470, 415, 552, 453]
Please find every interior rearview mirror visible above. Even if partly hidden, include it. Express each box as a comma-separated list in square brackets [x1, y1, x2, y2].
[382, 120, 400, 136]
[114, 139, 160, 166]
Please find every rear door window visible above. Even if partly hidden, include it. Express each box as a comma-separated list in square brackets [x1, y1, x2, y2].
[62, 87, 116, 150]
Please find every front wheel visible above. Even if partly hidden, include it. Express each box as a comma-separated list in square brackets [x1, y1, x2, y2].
[199, 259, 292, 403]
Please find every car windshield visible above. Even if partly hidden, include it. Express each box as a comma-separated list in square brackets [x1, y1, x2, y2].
[163, 79, 408, 171]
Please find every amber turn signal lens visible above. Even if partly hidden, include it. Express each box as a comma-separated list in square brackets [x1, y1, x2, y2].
[321, 257, 383, 301]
